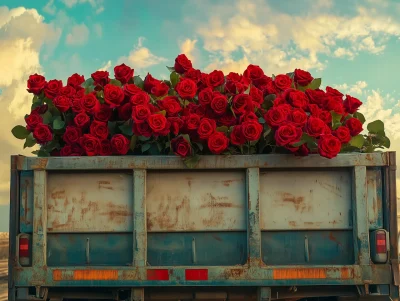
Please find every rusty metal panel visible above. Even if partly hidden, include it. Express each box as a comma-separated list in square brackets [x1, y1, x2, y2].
[19, 171, 33, 233]
[259, 170, 352, 230]
[146, 171, 246, 232]
[46, 172, 133, 232]
[367, 168, 383, 229]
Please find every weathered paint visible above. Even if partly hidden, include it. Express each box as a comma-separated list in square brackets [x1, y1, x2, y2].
[19, 171, 33, 233]
[46, 172, 133, 232]
[259, 170, 352, 230]
[367, 168, 384, 230]
[146, 171, 246, 232]
[247, 168, 261, 266]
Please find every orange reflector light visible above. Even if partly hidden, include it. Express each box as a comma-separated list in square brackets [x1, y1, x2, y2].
[185, 269, 208, 281]
[53, 270, 118, 281]
[273, 268, 326, 279]
[147, 269, 169, 281]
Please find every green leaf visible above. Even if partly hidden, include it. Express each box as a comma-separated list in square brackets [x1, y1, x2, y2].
[286, 72, 294, 79]
[244, 85, 251, 95]
[23, 133, 36, 148]
[83, 78, 95, 93]
[138, 135, 151, 142]
[367, 120, 384, 134]
[166, 66, 175, 73]
[183, 154, 200, 168]
[37, 149, 50, 157]
[258, 117, 266, 124]
[263, 125, 272, 138]
[353, 112, 366, 124]
[181, 134, 191, 143]
[130, 135, 138, 151]
[133, 76, 144, 89]
[12, 125, 30, 139]
[349, 134, 365, 148]
[195, 142, 204, 151]
[53, 117, 65, 130]
[170, 72, 180, 88]
[119, 122, 133, 136]
[110, 79, 122, 87]
[330, 111, 343, 130]
[308, 78, 322, 90]
[292, 133, 315, 147]
[141, 143, 151, 153]
[157, 110, 166, 116]
[262, 94, 276, 110]
[376, 135, 391, 148]
[42, 111, 52, 124]
[216, 126, 229, 133]
[108, 121, 117, 136]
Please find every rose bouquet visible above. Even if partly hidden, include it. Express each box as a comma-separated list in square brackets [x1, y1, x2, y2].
[12, 54, 390, 167]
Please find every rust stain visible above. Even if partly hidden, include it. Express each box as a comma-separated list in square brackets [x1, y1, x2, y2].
[225, 268, 245, 279]
[318, 181, 343, 198]
[340, 267, 354, 279]
[50, 190, 66, 199]
[31, 158, 48, 169]
[98, 180, 113, 190]
[212, 234, 222, 242]
[221, 179, 241, 187]
[289, 221, 297, 227]
[280, 193, 311, 212]
[20, 179, 30, 224]
[328, 232, 343, 246]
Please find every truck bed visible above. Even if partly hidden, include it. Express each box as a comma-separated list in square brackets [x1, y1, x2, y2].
[8, 152, 399, 300]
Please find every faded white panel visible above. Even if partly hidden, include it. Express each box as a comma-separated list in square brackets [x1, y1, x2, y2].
[260, 170, 352, 230]
[146, 171, 246, 232]
[47, 173, 133, 232]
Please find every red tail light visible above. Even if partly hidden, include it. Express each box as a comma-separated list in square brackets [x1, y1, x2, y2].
[185, 269, 208, 281]
[18, 235, 31, 266]
[147, 269, 169, 281]
[376, 232, 387, 254]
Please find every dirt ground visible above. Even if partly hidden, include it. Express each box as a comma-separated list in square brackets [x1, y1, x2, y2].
[0, 233, 8, 301]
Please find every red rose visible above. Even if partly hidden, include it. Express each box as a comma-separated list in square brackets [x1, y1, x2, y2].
[206, 70, 225, 88]
[158, 96, 182, 116]
[111, 134, 130, 155]
[100, 140, 112, 156]
[74, 112, 90, 128]
[325, 97, 344, 115]
[53, 95, 71, 112]
[345, 117, 363, 136]
[326, 86, 343, 100]
[334, 126, 351, 143]
[60, 145, 72, 157]
[184, 68, 201, 83]
[82, 93, 100, 114]
[59, 86, 76, 98]
[239, 112, 258, 123]
[27, 74, 46, 95]
[232, 94, 252, 115]
[133, 122, 152, 137]
[104, 84, 124, 108]
[67, 73, 85, 87]
[74, 86, 85, 99]
[44, 79, 62, 99]
[143, 73, 158, 93]
[171, 136, 192, 157]
[230, 125, 246, 145]
[25, 112, 43, 131]
[132, 105, 151, 123]
[211, 93, 228, 115]
[174, 54, 193, 74]
[242, 120, 263, 141]
[199, 87, 213, 106]
[70, 144, 85, 156]
[344, 95, 362, 114]
[197, 118, 216, 139]
[253, 75, 271, 91]
[218, 113, 237, 127]
[114, 63, 134, 84]
[264, 106, 289, 128]
[275, 124, 302, 146]
[168, 117, 184, 136]
[176, 78, 197, 99]
[265, 81, 280, 95]
[294, 69, 313, 86]
[208, 132, 229, 154]
[63, 126, 82, 144]
[318, 134, 341, 159]
[225, 72, 251, 94]
[287, 90, 308, 109]
[274, 74, 292, 91]
[306, 116, 330, 137]
[124, 84, 143, 98]
[32, 104, 48, 115]
[71, 99, 84, 113]
[80, 134, 101, 156]
[295, 144, 310, 157]
[250, 86, 263, 105]
[130, 91, 150, 106]
[148, 113, 170, 136]
[186, 113, 201, 130]
[94, 104, 113, 122]
[289, 108, 308, 127]
[243, 65, 264, 81]
[118, 103, 132, 121]
[33, 124, 52, 144]
[318, 110, 333, 124]
[151, 81, 169, 97]
[91, 70, 110, 86]
[306, 89, 327, 107]
[90, 120, 109, 140]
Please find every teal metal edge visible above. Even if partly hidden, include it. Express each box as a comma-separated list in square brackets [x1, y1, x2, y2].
[14, 152, 390, 171]
[133, 169, 146, 273]
[247, 168, 261, 265]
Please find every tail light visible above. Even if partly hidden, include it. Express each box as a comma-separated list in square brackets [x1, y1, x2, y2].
[18, 234, 31, 266]
[370, 229, 389, 264]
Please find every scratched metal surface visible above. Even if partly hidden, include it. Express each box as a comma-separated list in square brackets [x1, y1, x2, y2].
[259, 170, 352, 230]
[46, 172, 133, 232]
[146, 171, 246, 232]
[367, 168, 384, 229]
[19, 171, 33, 233]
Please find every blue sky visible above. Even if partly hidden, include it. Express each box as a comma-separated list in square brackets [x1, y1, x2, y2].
[0, 0, 400, 230]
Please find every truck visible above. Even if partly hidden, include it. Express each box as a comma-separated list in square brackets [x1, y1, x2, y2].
[8, 152, 400, 301]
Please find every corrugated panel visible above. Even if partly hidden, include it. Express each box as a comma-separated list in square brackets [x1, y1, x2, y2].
[259, 170, 352, 230]
[19, 171, 33, 233]
[146, 171, 246, 232]
[46, 172, 133, 232]
[367, 168, 384, 229]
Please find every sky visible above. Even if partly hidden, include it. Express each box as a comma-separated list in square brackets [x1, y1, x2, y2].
[0, 0, 400, 231]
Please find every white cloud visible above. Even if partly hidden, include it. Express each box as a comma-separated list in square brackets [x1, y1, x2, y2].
[179, 38, 197, 64]
[43, 0, 56, 15]
[333, 47, 355, 59]
[66, 23, 89, 46]
[93, 23, 102, 37]
[335, 81, 368, 95]
[118, 37, 167, 69]
[62, 0, 104, 14]
[98, 60, 111, 72]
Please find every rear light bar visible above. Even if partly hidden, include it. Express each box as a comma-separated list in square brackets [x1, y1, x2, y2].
[370, 229, 389, 264]
[185, 269, 208, 281]
[146, 269, 209, 281]
[147, 269, 169, 281]
[18, 234, 31, 266]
